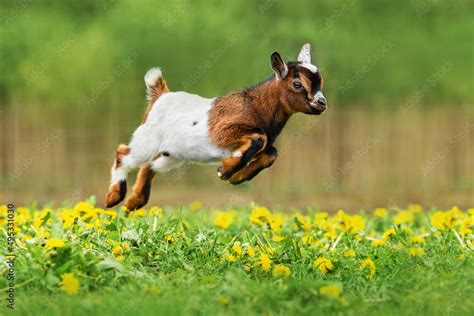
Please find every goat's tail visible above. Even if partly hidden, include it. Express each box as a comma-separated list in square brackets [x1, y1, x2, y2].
[142, 67, 170, 123]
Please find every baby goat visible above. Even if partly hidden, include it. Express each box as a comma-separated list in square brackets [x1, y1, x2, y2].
[105, 43, 327, 210]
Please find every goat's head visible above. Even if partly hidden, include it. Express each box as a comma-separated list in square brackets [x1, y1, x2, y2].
[271, 43, 327, 115]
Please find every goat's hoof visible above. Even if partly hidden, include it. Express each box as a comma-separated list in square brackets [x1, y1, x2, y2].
[217, 166, 234, 180]
[104, 181, 127, 208]
[229, 176, 246, 185]
[124, 193, 147, 211]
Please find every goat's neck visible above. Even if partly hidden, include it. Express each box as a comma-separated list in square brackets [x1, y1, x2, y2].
[247, 78, 292, 132]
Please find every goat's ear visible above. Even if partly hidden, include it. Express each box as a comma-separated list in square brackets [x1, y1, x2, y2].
[297, 43, 311, 64]
[271, 52, 288, 80]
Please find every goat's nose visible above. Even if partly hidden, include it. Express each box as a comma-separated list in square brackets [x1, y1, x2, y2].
[318, 96, 327, 106]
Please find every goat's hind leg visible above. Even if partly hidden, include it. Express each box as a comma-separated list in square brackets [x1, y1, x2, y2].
[104, 144, 134, 208]
[123, 164, 156, 211]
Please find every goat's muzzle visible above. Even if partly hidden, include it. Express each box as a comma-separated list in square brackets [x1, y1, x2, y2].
[310, 92, 327, 112]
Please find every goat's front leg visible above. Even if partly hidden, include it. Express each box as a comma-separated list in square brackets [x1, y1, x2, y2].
[228, 146, 278, 185]
[217, 133, 267, 180]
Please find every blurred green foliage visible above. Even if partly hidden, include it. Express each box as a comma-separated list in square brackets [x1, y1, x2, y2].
[0, 0, 473, 108]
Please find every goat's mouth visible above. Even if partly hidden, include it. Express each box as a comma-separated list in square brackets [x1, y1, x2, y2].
[309, 101, 327, 114]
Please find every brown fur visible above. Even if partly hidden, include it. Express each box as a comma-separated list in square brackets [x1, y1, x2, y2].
[209, 61, 324, 181]
[142, 76, 170, 124]
[124, 164, 155, 210]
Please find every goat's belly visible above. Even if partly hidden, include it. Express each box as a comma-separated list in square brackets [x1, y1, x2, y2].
[147, 91, 231, 162]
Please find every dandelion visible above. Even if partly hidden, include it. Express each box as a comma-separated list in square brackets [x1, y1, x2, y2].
[408, 247, 424, 256]
[130, 209, 147, 217]
[247, 245, 258, 257]
[431, 211, 446, 229]
[45, 239, 65, 250]
[394, 210, 414, 225]
[383, 228, 396, 239]
[361, 258, 376, 278]
[164, 235, 175, 243]
[374, 208, 388, 218]
[343, 249, 356, 257]
[232, 243, 243, 256]
[260, 254, 272, 271]
[372, 239, 386, 247]
[112, 245, 122, 256]
[313, 257, 334, 274]
[272, 264, 291, 278]
[272, 235, 285, 242]
[411, 235, 425, 244]
[225, 253, 236, 262]
[60, 273, 79, 295]
[149, 206, 163, 217]
[250, 207, 272, 225]
[214, 211, 237, 229]
[319, 284, 342, 300]
[189, 200, 202, 212]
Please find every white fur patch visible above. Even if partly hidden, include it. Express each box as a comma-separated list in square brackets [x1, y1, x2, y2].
[302, 63, 318, 73]
[123, 92, 231, 174]
[232, 150, 243, 158]
[144, 67, 162, 87]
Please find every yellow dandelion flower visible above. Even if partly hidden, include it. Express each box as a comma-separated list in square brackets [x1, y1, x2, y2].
[383, 228, 396, 239]
[60, 273, 79, 295]
[302, 223, 312, 233]
[394, 210, 414, 225]
[250, 207, 272, 225]
[272, 235, 285, 242]
[116, 255, 125, 261]
[269, 213, 285, 232]
[247, 245, 258, 257]
[272, 264, 291, 278]
[260, 254, 272, 271]
[45, 239, 65, 251]
[164, 235, 175, 243]
[214, 211, 237, 229]
[226, 252, 236, 262]
[313, 257, 334, 274]
[361, 258, 376, 278]
[319, 284, 342, 300]
[350, 215, 365, 233]
[408, 247, 424, 256]
[232, 243, 243, 256]
[112, 245, 122, 256]
[189, 200, 202, 212]
[149, 207, 163, 217]
[411, 236, 425, 244]
[374, 208, 387, 218]
[372, 239, 386, 247]
[343, 249, 356, 257]
[468, 208, 474, 215]
[431, 211, 446, 229]
[314, 212, 329, 225]
[131, 209, 147, 217]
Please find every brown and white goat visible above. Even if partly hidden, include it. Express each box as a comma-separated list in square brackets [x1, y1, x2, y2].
[105, 43, 327, 210]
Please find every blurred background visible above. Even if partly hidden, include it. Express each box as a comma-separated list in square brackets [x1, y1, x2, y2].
[1, 0, 473, 210]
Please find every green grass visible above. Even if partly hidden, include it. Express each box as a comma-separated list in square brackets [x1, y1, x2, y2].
[1, 201, 473, 315]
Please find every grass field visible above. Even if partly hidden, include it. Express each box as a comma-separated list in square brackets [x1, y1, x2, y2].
[1, 200, 473, 315]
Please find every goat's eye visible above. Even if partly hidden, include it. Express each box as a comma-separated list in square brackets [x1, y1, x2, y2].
[293, 81, 303, 89]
